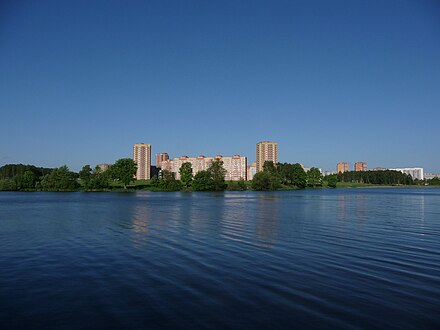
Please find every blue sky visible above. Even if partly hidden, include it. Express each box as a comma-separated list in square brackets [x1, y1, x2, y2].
[1, 0, 439, 172]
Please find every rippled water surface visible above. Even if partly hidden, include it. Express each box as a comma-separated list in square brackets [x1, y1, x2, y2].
[1, 189, 440, 329]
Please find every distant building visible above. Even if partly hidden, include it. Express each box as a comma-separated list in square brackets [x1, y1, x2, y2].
[160, 159, 173, 172]
[354, 162, 367, 172]
[323, 170, 336, 176]
[155, 153, 169, 168]
[373, 167, 386, 171]
[247, 162, 257, 181]
[166, 155, 247, 181]
[389, 167, 424, 180]
[133, 143, 151, 180]
[425, 173, 440, 180]
[304, 167, 322, 173]
[256, 141, 278, 173]
[337, 162, 349, 173]
[96, 164, 112, 172]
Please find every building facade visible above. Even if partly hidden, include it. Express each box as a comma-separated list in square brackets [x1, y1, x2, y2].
[247, 162, 257, 181]
[256, 141, 278, 172]
[96, 164, 112, 172]
[337, 162, 349, 173]
[155, 153, 169, 168]
[354, 162, 367, 172]
[164, 155, 247, 181]
[389, 167, 424, 180]
[133, 143, 151, 180]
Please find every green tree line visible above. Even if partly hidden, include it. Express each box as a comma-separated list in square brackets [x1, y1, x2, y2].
[2, 161, 438, 192]
[334, 170, 414, 185]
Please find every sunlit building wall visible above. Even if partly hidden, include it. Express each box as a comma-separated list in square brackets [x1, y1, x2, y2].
[354, 162, 367, 172]
[337, 162, 349, 173]
[256, 141, 278, 173]
[133, 143, 151, 180]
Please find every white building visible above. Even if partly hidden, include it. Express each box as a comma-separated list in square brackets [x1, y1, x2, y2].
[389, 167, 424, 180]
[163, 155, 247, 181]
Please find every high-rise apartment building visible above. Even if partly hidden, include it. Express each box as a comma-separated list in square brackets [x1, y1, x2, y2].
[337, 162, 349, 173]
[133, 143, 151, 180]
[155, 153, 169, 168]
[354, 162, 367, 172]
[256, 141, 278, 172]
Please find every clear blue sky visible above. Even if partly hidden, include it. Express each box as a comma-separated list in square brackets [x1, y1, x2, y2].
[1, 0, 439, 172]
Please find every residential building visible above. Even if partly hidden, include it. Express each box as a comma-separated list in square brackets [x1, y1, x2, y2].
[337, 162, 349, 173]
[247, 162, 257, 181]
[155, 153, 169, 168]
[354, 162, 367, 172]
[96, 164, 112, 172]
[222, 155, 247, 181]
[425, 173, 440, 180]
[133, 143, 151, 180]
[168, 155, 247, 181]
[389, 167, 424, 180]
[160, 159, 173, 172]
[373, 167, 386, 171]
[256, 141, 278, 172]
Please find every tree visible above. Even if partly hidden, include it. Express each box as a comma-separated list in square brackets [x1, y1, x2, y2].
[40, 165, 79, 191]
[109, 158, 137, 189]
[252, 171, 277, 190]
[0, 178, 18, 191]
[263, 161, 277, 175]
[327, 175, 338, 188]
[430, 177, 440, 186]
[207, 159, 227, 191]
[179, 162, 193, 188]
[290, 164, 307, 189]
[227, 178, 247, 191]
[79, 165, 93, 188]
[20, 170, 37, 189]
[156, 170, 182, 191]
[88, 166, 110, 190]
[307, 167, 323, 187]
[192, 170, 214, 191]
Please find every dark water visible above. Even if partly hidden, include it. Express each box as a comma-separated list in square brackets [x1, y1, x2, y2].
[1, 189, 440, 329]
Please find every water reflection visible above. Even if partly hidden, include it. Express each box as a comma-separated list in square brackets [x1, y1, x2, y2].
[254, 194, 280, 248]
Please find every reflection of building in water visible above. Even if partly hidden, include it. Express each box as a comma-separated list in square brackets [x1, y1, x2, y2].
[337, 194, 348, 221]
[130, 204, 150, 236]
[400, 195, 425, 222]
[255, 195, 279, 248]
[354, 195, 368, 223]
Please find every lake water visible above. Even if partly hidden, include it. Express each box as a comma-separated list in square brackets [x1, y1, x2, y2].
[1, 189, 439, 329]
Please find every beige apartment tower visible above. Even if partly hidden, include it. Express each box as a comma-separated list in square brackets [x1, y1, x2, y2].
[133, 143, 151, 180]
[337, 162, 349, 173]
[354, 162, 367, 172]
[256, 141, 278, 172]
